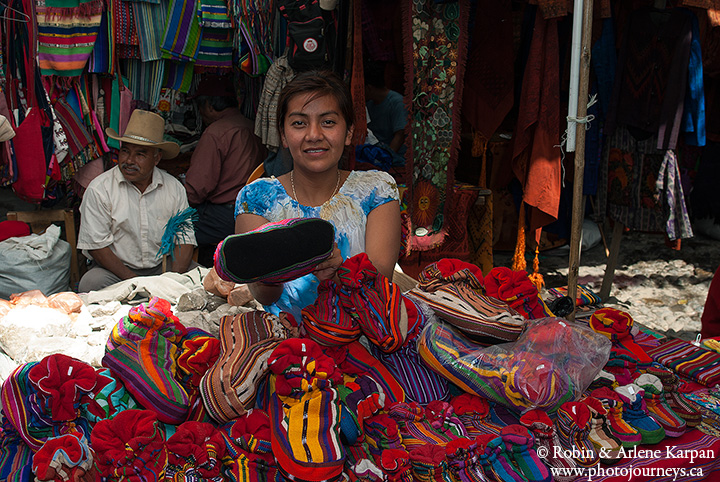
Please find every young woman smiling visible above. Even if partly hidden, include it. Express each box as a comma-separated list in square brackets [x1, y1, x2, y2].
[233, 71, 402, 322]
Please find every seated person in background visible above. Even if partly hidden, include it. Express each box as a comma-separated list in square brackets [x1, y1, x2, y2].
[185, 75, 267, 267]
[77, 110, 196, 292]
[233, 70, 401, 322]
[364, 60, 408, 155]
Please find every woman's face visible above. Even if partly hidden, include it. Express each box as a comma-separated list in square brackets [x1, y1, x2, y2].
[281, 92, 353, 173]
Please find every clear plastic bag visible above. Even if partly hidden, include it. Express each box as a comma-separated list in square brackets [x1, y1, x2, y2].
[9, 289, 49, 307]
[417, 317, 611, 414]
[47, 292, 84, 314]
[0, 299, 11, 318]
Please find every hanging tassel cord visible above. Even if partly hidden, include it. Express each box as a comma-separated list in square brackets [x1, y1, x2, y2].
[528, 245, 545, 291]
[511, 201, 527, 272]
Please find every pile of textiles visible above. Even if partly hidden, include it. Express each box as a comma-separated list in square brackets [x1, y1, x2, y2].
[3, 257, 720, 481]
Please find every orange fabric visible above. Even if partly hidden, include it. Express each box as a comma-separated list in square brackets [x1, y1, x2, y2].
[512, 11, 561, 233]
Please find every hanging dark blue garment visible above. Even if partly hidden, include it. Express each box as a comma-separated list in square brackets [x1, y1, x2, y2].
[680, 8, 705, 147]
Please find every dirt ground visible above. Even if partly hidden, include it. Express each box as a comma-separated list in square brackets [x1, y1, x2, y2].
[495, 228, 720, 341]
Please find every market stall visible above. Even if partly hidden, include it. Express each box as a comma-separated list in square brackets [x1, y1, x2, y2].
[1, 0, 719, 480]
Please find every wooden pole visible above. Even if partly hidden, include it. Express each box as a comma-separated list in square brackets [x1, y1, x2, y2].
[567, 0, 594, 320]
[600, 221, 624, 301]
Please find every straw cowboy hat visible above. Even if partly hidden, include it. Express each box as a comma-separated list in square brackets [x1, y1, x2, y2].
[106, 110, 180, 159]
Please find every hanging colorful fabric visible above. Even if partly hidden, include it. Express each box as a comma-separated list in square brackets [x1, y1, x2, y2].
[125, 58, 164, 109]
[133, 0, 167, 62]
[106, 74, 121, 150]
[113, 0, 140, 59]
[53, 98, 99, 170]
[238, 16, 271, 76]
[164, 61, 194, 93]
[511, 9, 561, 233]
[231, 0, 275, 73]
[36, 0, 104, 77]
[199, 0, 232, 28]
[197, 0, 234, 72]
[88, 6, 112, 73]
[161, 0, 202, 62]
[402, 0, 470, 244]
[12, 109, 48, 202]
[196, 28, 233, 71]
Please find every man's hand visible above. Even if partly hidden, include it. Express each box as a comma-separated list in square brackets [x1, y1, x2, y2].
[169, 244, 194, 273]
[88, 247, 137, 280]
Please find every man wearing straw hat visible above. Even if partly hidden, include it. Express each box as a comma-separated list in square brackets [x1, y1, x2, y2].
[77, 110, 197, 292]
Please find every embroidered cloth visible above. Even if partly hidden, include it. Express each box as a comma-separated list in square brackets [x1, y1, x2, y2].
[402, 0, 470, 238]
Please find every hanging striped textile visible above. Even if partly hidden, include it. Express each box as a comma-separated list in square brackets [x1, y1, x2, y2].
[87, 8, 112, 74]
[125, 58, 165, 108]
[228, 0, 274, 59]
[52, 98, 98, 172]
[196, 28, 233, 70]
[45, 0, 98, 9]
[164, 60, 194, 92]
[112, 0, 140, 59]
[133, 0, 168, 62]
[36, 0, 104, 77]
[196, 0, 232, 71]
[161, 0, 202, 62]
[199, 0, 232, 28]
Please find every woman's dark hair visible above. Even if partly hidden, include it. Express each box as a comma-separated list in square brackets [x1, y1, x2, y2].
[276, 70, 354, 134]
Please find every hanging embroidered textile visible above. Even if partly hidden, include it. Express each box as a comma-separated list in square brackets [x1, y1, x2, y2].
[605, 7, 692, 151]
[133, 0, 167, 62]
[402, 0, 470, 245]
[54, 99, 100, 179]
[43, 85, 69, 168]
[112, 0, 140, 60]
[37, 0, 104, 77]
[161, 0, 202, 62]
[598, 126, 693, 241]
[53, 98, 99, 169]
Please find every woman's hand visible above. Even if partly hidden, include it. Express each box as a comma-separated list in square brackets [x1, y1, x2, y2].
[313, 243, 342, 281]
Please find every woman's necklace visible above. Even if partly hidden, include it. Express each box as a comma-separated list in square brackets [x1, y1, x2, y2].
[291, 170, 341, 206]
